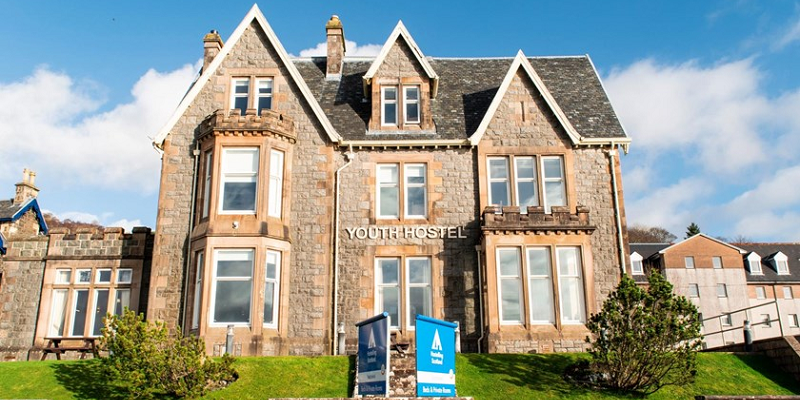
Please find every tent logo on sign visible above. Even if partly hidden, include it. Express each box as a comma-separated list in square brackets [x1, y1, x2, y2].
[430, 329, 444, 365]
[368, 328, 376, 349]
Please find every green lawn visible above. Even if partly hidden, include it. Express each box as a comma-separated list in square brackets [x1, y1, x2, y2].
[0, 353, 797, 399]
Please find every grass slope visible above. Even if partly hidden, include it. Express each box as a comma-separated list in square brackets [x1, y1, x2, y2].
[0, 353, 796, 399]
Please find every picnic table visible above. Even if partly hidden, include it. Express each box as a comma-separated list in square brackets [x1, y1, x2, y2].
[40, 337, 98, 360]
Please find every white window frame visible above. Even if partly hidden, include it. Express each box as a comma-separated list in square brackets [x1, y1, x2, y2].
[712, 256, 723, 269]
[192, 251, 204, 330]
[784, 286, 793, 300]
[375, 257, 401, 329]
[113, 288, 131, 316]
[755, 286, 766, 300]
[497, 248, 524, 325]
[255, 78, 273, 114]
[721, 314, 732, 326]
[377, 164, 400, 219]
[405, 257, 432, 329]
[403, 86, 420, 124]
[268, 149, 284, 218]
[514, 156, 539, 212]
[688, 283, 699, 298]
[685, 256, 695, 269]
[776, 256, 790, 275]
[116, 268, 133, 284]
[95, 269, 112, 284]
[541, 156, 566, 213]
[748, 255, 763, 275]
[526, 247, 555, 324]
[48, 289, 69, 337]
[210, 249, 254, 326]
[75, 269, 92, 285]
[556, 247, 586, 324]
[89, 288, 110, 337]
[630, 252, 644, 275]
[403, 164, 427, 219]
[231, 78, 250, 115]
[69, 289, 90, 337]
[717, 283, 728, 298]
[487, 157, 511, 207]
[55, 269, 72, 284]
[263, 250, 281, 329]
[381, 86, 398, 126]
[219, 147, 259, 214]
[790, 314, 799, 328]
[202, 151, 212, 219]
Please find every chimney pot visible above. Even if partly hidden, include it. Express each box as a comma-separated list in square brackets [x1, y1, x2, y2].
[203, 30, 224, 71]
[14, 168, 39, 204]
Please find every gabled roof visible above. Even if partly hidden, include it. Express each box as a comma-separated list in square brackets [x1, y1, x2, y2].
[152, 4, 341, 148]
[657, 233, 746, 255]
[0, 197, 48, 235]
[630, 243, 671, 260]
[362, 21, 439, 97]
[738, 243, 800, 282]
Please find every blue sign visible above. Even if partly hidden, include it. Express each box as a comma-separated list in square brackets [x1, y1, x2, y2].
[356, 312, 390, 396]
[416, 315, 457, 397]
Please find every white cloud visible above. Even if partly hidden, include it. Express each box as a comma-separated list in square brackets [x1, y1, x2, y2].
[774, 16, 800, 50]
[0, 62, 199, 192]
[297, 40, 382, 57]
[108, 218, 144, 232]
[51, 211, 101, 224]
[625, 178, 713, 236]
[725, 165, 800, 240]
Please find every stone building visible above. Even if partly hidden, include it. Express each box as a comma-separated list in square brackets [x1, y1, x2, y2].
[0, 171, 153, 361]
[150, 5, 631, 356]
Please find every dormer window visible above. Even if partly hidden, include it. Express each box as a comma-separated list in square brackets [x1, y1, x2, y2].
[382, 87, 398, 126]
[376, 84, 427, 130]
[230, 77, 273, 116]
[630, 252, 644, 275]
[773, 252, 790, 275]
[403, 86, 420, 124]
[747, 252, 762, 275]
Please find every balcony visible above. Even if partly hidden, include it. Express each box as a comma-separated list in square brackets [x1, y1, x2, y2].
[481, 205, 595, 235]
[197, 108, 296, 143]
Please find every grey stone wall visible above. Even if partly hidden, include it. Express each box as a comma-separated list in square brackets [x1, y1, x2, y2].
[0, 237, 47, 361]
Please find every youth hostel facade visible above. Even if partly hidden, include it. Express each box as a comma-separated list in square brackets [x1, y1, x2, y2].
[148, 5, 631, 356]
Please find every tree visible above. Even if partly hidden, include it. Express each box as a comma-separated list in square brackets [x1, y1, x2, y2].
[628, 224, 677, 243]
[43, 212, 103, 231]
[685, 222, 701, 238]
[585, 273, 702, 395]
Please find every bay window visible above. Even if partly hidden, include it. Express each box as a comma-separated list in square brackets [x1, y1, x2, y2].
[192, 251, 204, 330]
[268, 149, 284, 218]
[527, 248, 554, 323]
[487, 155, 566, 212]
[220, 148, 259, 214]
[212, 249, 253, 324]
[263, 250, 281, 327]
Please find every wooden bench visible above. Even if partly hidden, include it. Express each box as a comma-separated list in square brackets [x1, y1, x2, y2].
[41, 337, 98, 360]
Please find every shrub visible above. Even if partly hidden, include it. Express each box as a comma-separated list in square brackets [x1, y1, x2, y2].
[99, 309, 237, 399]
[584, 272, 702, 395]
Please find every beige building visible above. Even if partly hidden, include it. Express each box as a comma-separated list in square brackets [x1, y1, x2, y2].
[149, 5, 631, 356]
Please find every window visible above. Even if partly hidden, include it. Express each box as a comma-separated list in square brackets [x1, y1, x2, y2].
[114, 288, 130, 316]
[117, 269, 132, 284]
[382, 87, 398, 126]
[749, 259, 762, 275]
[496, 246, 585, 325]
[90, 289, 110, 336]
[220, 148, 259, 213]
[685, 257, 695, 269]
[55, 269, 71, 284]
[790, 314, 799, 328]
[48, 289, 68, 336]
[631, 257, 644, 275]
[263, 250, 281, 328]
[212, 250, 253, 324]
[712, 256, 723, 269]
[487, 156, 566, 213]
[721, 314, 732, 326]
[716, 283, 728, 298]
[192, 251, 204, 330]
[784, 286, 793, 299]
[761, 314, 771, 328]
[202, 151, 212, 218]
[688, 284, 699, 298]
[268, 149, 284, 218]
[70, 289, 89, 336]
[230, 77, 273, 116]
[96, 269, 112, 284]
[375, 257, 432, 330]
[75, 269, 92, 284]
[404, 86, 420, 124]
[755, 286, 766, 300]
[777, 260, 790, 275]
[377, 163, 427, 219]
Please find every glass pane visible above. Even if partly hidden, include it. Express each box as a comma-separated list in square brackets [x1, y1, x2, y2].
[381, 286, 400, 327]
[56, 270, 71, 284]
[490, 182, 509, 206]
[222, 182, 256, 211]
[77, 270, 91, 283]
[217, 260, 252, 278]
[114, 289, 130, 316]
[234, 79, 249, 94]
[501, 279, 522, 322]
[529, 278, 554, 322]
[405, 87, 418, 100]
[384, 88, 397, 101]
[498, 249, 520, 276]
[406, 103, 419, 121]
[559, 277, 584, 322]
[406, 187, 425, 216]
[117, 269, 133, 283]
[49, 290, 68, 336]
[515, 157, 535, 179]
[257, 97, 272, 112]
[224, 149, 259, 173]
[527, 248, 550, 276]
[488, 159, 509, 179]
[409, 286, 431, 325]
[71, 290, 89, 336]
[214, 281, 251, 323]
[408, 259, 430, 284]
[406, 165, 425, 184]
[545, 181, 565, 207]
[558, 248, 581, 276]
[378, 165, 398, 183]
[98, 270, 112, 283]
[379, 259, 399, 284]
[257, 79, 272, 93]
[543, 157, 563, 179]
[264, 281, 275, 324]
[234, 96, 248, 112]
[266, 257, 278, 279]
[517, 181, 537, 207]
[384, 104, 397, 124]
[92, 290, 110, 336]
[379, 187, 399, 217]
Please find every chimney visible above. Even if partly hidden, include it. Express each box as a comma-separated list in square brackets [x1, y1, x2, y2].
[203, 30, 224, 71]
[326, 15, 346, 78]
[14, 169, 39, 205]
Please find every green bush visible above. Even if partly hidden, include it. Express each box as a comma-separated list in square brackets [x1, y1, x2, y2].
[585, 272, 702, 395]
[99, 309, 237, 399]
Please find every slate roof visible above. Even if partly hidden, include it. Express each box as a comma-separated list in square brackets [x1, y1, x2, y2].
[737, 243, 800, 283]
[0, 197, 48, 235]
[293, 56, 627, 141]
[630, 243, 671, 260]
[0, 199, 23, 220]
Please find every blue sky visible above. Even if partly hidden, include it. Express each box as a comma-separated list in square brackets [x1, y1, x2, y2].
[1, 1, 798, 241]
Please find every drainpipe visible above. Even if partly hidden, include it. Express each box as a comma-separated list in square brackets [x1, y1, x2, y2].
[333, 146, 356, 355]
[475, 245, 485, 353]
[608, 146, 626, 277]
[180, 143, 201, 333]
